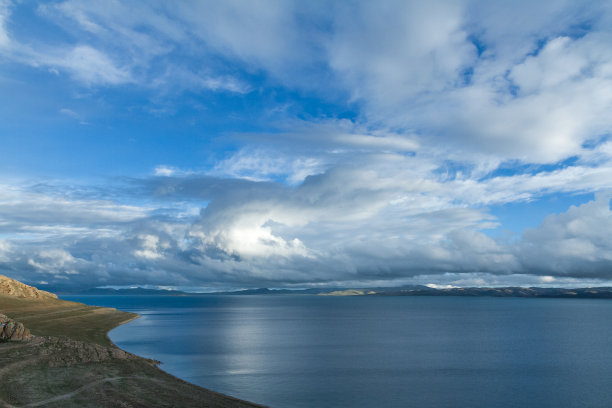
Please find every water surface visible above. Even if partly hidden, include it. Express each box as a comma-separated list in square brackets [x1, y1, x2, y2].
[62, 295, 612, 408]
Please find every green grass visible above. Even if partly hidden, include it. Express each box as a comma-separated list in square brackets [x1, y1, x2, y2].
[0, 294, 136, 346]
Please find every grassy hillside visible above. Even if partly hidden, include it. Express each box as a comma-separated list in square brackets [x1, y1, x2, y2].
[0, 283, 264, 407]
[0, 294, 135, 347]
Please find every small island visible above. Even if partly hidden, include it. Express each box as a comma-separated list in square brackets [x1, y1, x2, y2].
[0, 274, 263, 407]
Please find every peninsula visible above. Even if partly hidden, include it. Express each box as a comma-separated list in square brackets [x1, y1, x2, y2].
[0, 274, 263, 407]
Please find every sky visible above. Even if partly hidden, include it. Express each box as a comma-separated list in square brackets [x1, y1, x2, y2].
[1, 0, 612, 291]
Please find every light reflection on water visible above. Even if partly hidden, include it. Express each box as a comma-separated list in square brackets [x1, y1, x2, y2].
[62, 294, 612, 408]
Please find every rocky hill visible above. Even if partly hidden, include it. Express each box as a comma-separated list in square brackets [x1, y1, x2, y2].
[0, 274, 57, 299]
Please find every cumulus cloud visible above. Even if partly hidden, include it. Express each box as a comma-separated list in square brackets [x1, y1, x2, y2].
[3, 0, 610, 164]
[332, 2, 612, 164]
[174, 0, 612, 165]
[27, 249, 81, 276]
[137, 155, 612, 286]
[518, 192, 612, 277]
[509, 36, 589, 94]
[133, 234, 168, 260]
[130, 163, 606, 285]
[327, 0, 474, 108]
[431, 33, 612, 163]
[230, 0, 596, 165]
[0, 171, 611, 290]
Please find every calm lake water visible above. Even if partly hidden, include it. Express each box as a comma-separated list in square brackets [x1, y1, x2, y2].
[61, 294, 612, 408]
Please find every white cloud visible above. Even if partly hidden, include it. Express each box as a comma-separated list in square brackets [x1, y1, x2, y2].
[317, 1, 612, 164]
[192, 219, 310, 260]
[426, 283, 458, 289]
[509, 36, 588, 94]
[518, 192, 612, 276]
[1, 1, 254, 91]
[0, 183, 149, 238]
[4, 0, 608, 165]
[334, 133, 419, 152]
[327, 0, 474, 108]
[211, 148, 325, 184]
[154, 166, 179, 177]
[41, 1, 257, 92]
[0, 173, 611, 289]
[0, 239, 10, 262]
[58, 45, 132, 85]
[432, 31, 612, 163]
[133, 234, 166, 260]
[445, 163, 612, 206]
[173, 0, 324, 85]
[4, 42, 132, 86]
[0, 0, 11, 48]
[27, 249, 80, 275]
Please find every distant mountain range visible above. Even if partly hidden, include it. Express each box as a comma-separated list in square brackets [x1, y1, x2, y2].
[221, 286, 612, 298]
[371, 286, 612, 299]
[55, 285, 612, 299]
[56, 287, 189, 296]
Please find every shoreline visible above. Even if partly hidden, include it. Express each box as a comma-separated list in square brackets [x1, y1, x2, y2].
[0, 293, 265, 407]
[102, 308, 268, 408]
[104, 313, 141, 347]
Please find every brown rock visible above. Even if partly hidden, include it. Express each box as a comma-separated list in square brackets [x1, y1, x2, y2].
[0, 314, 32, 341]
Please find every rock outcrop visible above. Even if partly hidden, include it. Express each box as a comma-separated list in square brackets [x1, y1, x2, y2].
[0, 274, 57, 299]
[0, 313, 31, 341]
[38, 336, 149, 367]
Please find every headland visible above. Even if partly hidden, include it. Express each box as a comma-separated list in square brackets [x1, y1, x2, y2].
[0, 274, 264, 408]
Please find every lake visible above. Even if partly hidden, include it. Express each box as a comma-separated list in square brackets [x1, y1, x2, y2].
[61, 294, 612, 408]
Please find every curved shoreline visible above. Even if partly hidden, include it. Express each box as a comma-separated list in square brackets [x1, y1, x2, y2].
[104, 313, 140, 347]
[0, 294, 265, 407]
[104, 310, 267, 408]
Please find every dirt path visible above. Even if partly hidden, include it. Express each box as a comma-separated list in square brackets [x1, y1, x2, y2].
[21, 377, 123, 407]
[21, 376, 168, 407]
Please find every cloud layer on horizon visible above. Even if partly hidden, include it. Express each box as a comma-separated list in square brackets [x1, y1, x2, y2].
[0, 175, 611, 290]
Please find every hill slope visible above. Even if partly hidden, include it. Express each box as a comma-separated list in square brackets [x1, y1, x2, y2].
[0, 275, 263, 407]
[0, 274, 57, 299]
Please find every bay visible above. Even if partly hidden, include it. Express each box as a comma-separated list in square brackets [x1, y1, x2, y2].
[61, 294, 612, 408]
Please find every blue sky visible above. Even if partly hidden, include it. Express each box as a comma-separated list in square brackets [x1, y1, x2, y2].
[1, 0, 612, 290]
